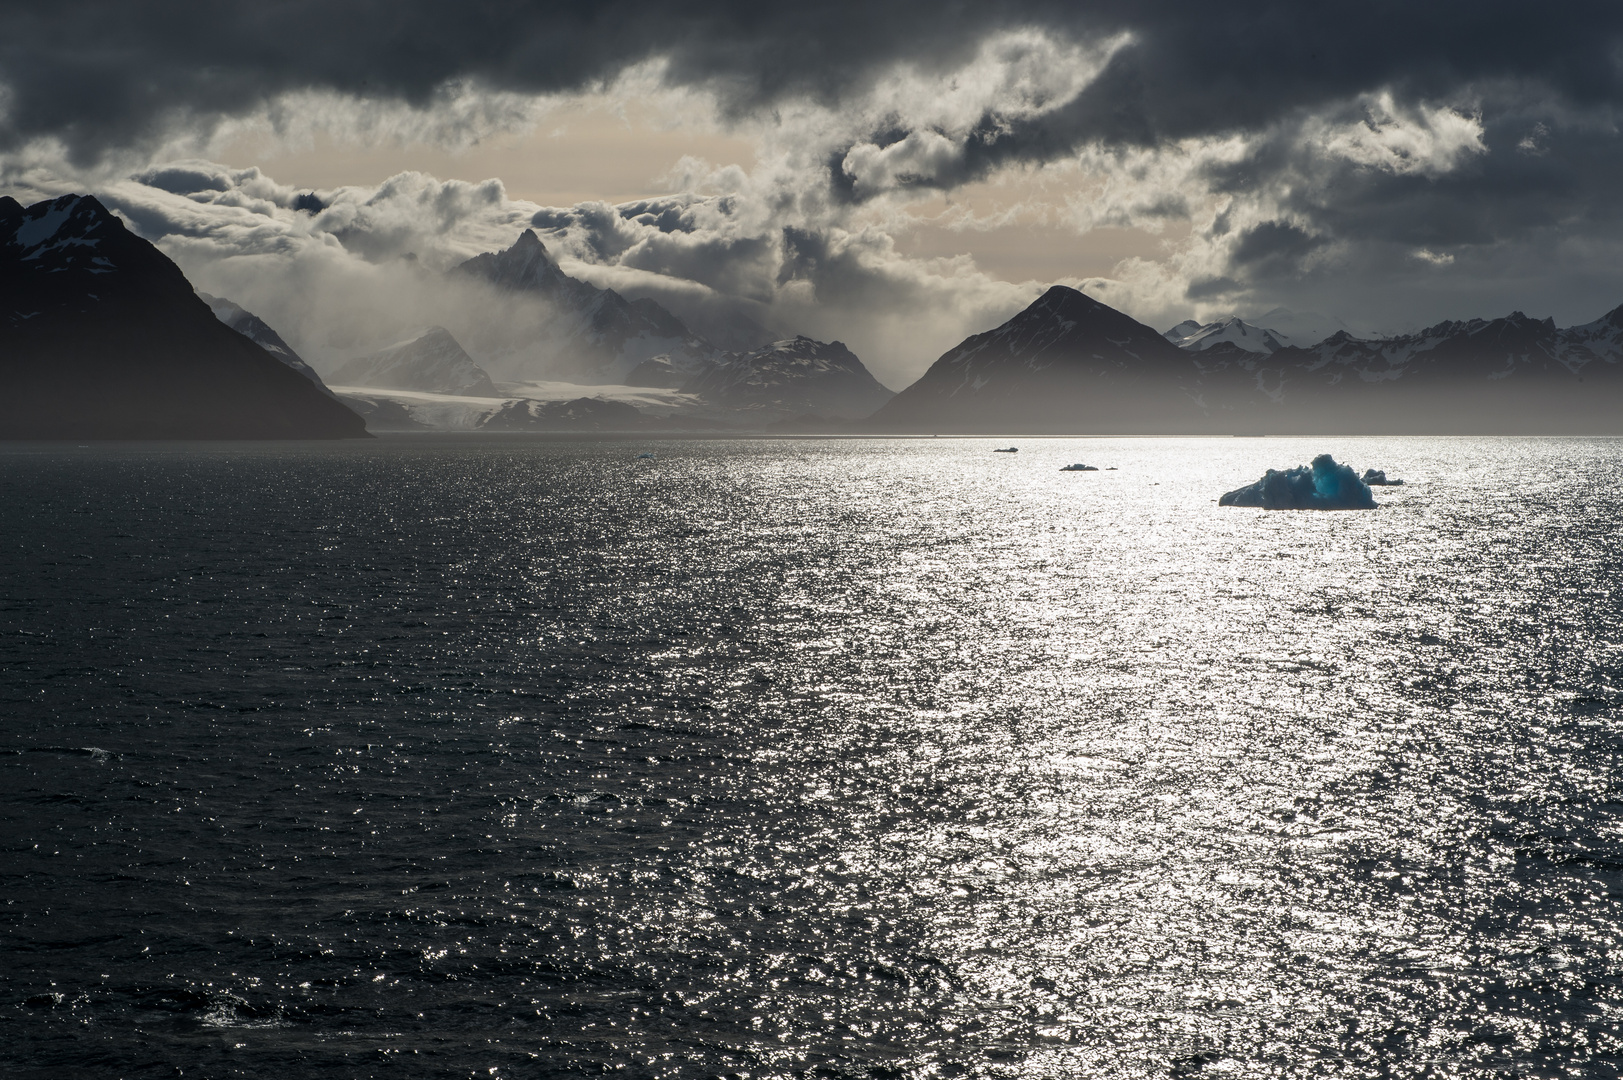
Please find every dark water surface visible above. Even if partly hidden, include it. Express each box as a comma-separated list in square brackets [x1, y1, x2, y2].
[3, 436, 1622, 1078]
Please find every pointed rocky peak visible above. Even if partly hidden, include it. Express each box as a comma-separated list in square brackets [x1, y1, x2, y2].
[690, 332, 893, 418]
[626, 295, 689, 338]
[0, 194, 367, 438]
[453, 227, 568, 294]
[2, 192, 201, 306]
[1467, 310, 1558, 340]
[975, 285, 1180, 365]
[5, 193, 126, 254]
[1559, 301, 1623, 340]
[1028, 285, 1108, 321]
[1164, 315, 1290, 354]
[0, 195, 22, 224]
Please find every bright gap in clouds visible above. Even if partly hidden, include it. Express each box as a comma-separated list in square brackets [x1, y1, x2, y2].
[210, 102, 1163, 294]
[892, 172, 1189, 285]
[212, 101, 761, 209]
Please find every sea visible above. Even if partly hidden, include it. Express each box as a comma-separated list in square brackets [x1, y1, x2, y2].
[2, 436, 1621, 1079]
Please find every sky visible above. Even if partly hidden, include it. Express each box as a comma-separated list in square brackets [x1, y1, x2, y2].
[4, 1, 1623, 386]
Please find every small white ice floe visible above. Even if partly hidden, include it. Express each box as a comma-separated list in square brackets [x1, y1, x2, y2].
[635, 452, 656, 459]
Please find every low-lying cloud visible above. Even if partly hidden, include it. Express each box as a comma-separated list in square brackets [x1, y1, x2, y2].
[7, 2, 1623, 365]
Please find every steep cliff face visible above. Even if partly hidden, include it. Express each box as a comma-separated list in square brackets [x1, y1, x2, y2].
[1, 194, 367, 439]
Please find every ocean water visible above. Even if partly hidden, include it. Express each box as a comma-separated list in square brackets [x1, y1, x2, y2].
[2, 436, 1621, 1079]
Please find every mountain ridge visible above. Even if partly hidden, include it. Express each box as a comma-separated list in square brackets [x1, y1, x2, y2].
[868, 285, 1623, 434]
[0, 193, 367, 439]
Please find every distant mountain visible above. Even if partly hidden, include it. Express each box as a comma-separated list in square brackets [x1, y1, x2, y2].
[865, 286, 1216, 434]
[1250, 307, 1350, 348]
[0, 194, 366, 439]
[1281, 309, 1623, 381]
[869, 285, 1623, 434]
[1227, 307, 1623, 430]
[197, 291, 334, 393]
[687, 336, 894, 421]
[1164, 316, 1292, 354]
[453, 230, 720, 384]
[329, 327, 498, 397]
[480, 396, 653, 431]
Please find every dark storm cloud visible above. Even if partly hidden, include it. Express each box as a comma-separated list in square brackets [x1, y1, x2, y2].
[5, 1, 1622, 165]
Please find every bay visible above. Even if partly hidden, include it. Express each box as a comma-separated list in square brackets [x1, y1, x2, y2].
[2, 436, 1620, 1078]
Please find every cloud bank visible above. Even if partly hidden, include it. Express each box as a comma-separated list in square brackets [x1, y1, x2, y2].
[6, 2, 1623, 375]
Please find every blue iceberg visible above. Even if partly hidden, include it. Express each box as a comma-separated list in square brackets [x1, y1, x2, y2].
[1361, 468, 1403, 486]
[1219, 453, 1377, 510]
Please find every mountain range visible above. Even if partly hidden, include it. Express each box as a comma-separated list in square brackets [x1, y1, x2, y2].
[10, 190, 1623, 438]
[304, 229, 895, 430]
[867, 288, 1623, 434]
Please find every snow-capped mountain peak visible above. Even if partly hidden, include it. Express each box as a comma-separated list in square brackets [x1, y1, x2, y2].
[1164, 316, 1292, 354]
[2, 194, 124, 284]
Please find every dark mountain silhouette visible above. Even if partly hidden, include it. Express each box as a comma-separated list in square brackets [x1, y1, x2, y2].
[869, 285, 1623, 435]
[1, 194, 366, 439]
[866, 286, 1217, 433]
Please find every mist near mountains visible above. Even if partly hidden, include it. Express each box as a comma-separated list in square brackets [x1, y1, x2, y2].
[14, 188, 1623, 439]
[7, 4, 1623, 358]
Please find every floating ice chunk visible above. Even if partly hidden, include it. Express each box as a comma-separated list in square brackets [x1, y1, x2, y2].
[1059, 463, 1098, 471]
[1361, 468, 1404, 486]
[1219, 453, 1377, 510]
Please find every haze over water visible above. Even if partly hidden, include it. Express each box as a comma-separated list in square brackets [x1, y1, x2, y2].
[4, 437, 1621, 1078]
